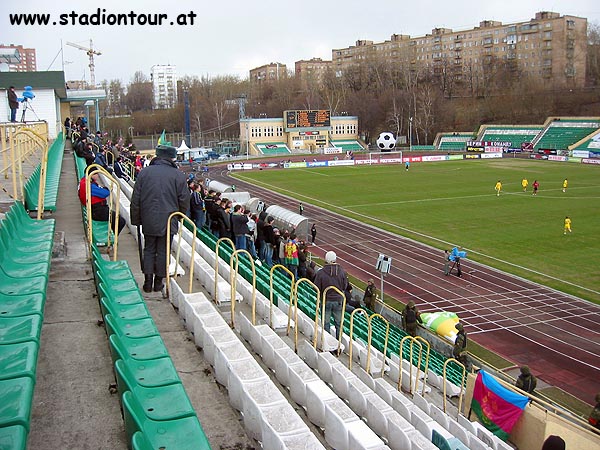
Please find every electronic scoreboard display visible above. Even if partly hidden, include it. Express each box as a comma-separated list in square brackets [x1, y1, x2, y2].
[284, 110, 331, 129]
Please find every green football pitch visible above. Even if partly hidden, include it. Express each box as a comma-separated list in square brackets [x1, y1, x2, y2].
[233, 158, 600, 303]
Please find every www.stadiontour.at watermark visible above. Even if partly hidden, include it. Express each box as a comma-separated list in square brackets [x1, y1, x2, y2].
[9, 8, 197, 26]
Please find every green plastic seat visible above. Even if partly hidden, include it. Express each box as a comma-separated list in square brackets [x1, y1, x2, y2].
[0, 268, 48, 296]
[98, 283, 145, 307]
[0, 424, 27, 450]
[108, 334, 169, 365]
[95, 270, 140, 294]
[123, 391, 210, 450]
[132, 431, 151, 450]
[119, 357, 181, 390]
[0, 342, 39, 381]
[0, 377, 35, 430]
[0, 292, 45, 317]
[100, 297, 150, 322]
[104, 314, 159, 340]
[8, 201, 55, 231]
[93, 259, 134, 282]
[0, 315, 43, 345]
[115, 359, 195, 421]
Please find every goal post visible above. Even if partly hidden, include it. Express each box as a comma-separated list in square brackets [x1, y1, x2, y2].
[366, 150, 404, 164]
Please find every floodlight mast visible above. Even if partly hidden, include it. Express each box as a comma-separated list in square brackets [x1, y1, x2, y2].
[66, 39, 102, 88]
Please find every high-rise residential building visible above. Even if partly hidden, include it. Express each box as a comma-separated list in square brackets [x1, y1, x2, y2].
[0, 44, 37, 72]
[150, 64, 177, 109]
[249, 63, 287, 84]
[331, 11, 587, 90]
[295, 58, 332, 86]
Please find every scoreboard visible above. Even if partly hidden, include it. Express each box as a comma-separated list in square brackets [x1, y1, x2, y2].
[285, 110, 331, 130]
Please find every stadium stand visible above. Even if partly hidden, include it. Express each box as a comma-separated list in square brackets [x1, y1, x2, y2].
[533, 118, 600, 150]
[255, 142, 291, 155]
[0, 201, 55, 449]
[435, 133, 473, 151]
[570, 129, 600, 150]
[331, 140, 364, 151]
[478, 125, 542, 149]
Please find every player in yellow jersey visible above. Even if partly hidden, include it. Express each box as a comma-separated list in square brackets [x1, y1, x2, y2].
[495, 180, 502, 196]
[521, 178, 528, 192]
[564, 216, 572, 234]
[562, 178, 568, 193]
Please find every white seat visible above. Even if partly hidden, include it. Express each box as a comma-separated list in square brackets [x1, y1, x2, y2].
[387, 412, 413, 450]
[273, 430, 326, 450]
[299, 339, 319, 369]
[331, 362, 358, 400]
[413, 392, 430, 415]
[347, 419, 387, 450]
[260, 402, 311, 450]
[447, 416, 471, 447]
[241, 380, 288, 441]
[261, 333, 289, 369]
[273, 347, 303, 386]
[373, 377, 396, 405]
[324, 398, 361, 450]
[227, 358, 269, 412]
[429, 404, 449, 430]
[190, 305, 224, 348]
[248, 323, 272, 355]
[406, 429, 439, 450]
[288, 362, 319, 405]
[202, 325, 237, 365]
[182, 292, 209, 325]
[347, 378, 373, 417]
[316, 351, 338, 384]
[365, 393, 393, 437]
[214, 340, 252, 387]
[305, 380, 337, 428]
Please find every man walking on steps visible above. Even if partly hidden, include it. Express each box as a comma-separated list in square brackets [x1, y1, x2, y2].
[131, 145, 189, 293]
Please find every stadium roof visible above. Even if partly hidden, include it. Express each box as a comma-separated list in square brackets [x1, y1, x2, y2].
[0, 71, 67, 98]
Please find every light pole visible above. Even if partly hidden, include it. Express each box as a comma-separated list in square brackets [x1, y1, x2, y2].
[408, 116, 413, 151]
[246, 122, 250, 160]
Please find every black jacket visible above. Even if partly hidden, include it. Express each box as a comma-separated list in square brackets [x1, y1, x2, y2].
[314, 263, 348, 303]
[130, 158, 189, 236]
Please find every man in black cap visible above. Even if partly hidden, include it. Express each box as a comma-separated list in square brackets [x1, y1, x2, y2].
[131, 145, 189, 293]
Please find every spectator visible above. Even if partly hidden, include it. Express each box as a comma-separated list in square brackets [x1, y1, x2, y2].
[113, 156, 131, 182]
[515, 366, 537, 394]
[260, 216, 276, 266]
[401, 300, 422, 337]
[231, 204, 249, 251]
[283, 237, 299, 278]
[130, 145, 189, 293]
[78, 172, 126, 236]
[541, 435, 565, 450]
[453, 323, 468, 367]
[314, 251, 348, 342]
[246, 213, 258, 260]
[310, 223, 317, 245]
[297, 239, 308, 279]
[7, 86, 19, 122]
[93, 147, 110, 172]
[190, 184, 206, 229]
[363, 279, 376, 311]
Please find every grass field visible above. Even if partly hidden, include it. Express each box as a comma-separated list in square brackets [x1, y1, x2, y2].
[233, 158, 600, 303]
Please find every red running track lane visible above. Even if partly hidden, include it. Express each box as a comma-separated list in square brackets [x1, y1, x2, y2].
[215, 168, 600, 405]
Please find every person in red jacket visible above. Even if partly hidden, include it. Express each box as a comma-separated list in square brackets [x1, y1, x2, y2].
[78, 173, 126, 235]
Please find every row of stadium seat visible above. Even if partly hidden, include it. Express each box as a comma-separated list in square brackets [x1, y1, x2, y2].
[0, 201, 56, 450]
[188, 223, 466, 389]
[24, 132, 66, 213]
[90, 244, 211, 449]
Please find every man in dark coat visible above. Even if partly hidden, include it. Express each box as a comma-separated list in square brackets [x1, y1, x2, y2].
[453, 323, 468, 367]
[131, 145, 189, 293]
[363, 279, 376, 311]
[8, 86, 19, 122]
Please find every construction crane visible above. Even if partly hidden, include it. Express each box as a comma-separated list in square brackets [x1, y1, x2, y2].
[66, 40, 101, 88]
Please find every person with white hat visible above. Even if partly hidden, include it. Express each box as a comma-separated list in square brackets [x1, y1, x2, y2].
[314, 251, 349, 342]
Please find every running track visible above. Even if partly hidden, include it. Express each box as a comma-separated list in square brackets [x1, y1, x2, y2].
[213, 167, 600, 405]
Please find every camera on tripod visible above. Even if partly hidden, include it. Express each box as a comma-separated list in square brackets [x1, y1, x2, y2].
[448, 247, 467, 277]
[18, 86, 36, 122]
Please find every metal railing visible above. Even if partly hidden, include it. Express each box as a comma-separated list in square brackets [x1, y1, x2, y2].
[166, 212, 197, 296]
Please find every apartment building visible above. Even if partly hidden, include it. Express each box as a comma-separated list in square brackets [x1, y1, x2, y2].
[249, 62, 287, 84]
[0, 44, 37, 72]
[150, 64, 177, 109]
[332, 11, 587, 89]
[295, 58, 332, 85]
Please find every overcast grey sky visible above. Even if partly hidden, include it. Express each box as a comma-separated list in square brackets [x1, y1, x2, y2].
[3, 0, 599, 85]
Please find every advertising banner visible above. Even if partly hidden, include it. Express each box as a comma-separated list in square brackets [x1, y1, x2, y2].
[548, 155, 568, 162]
[328, 160, 355, 167]
[323, 147, 343, 154]
[307, 161, 328, 167]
